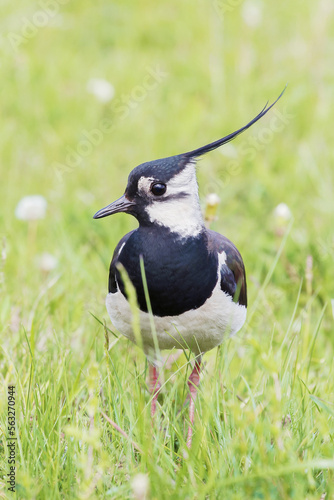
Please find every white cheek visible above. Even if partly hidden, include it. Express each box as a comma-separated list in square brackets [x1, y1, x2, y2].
[146, 198, 203, 238]
[138, 163, 204, 238]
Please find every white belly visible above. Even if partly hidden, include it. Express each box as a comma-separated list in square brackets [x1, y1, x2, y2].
[106, 279, 246, 356]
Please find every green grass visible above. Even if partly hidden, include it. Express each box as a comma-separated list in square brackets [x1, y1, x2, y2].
[1, 0, 334, 498]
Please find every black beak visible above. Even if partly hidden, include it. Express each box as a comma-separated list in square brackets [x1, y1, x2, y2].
[93, 194, 135, 219]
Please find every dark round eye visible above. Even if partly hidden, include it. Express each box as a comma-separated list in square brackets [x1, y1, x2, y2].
[151, 183, 167, 196]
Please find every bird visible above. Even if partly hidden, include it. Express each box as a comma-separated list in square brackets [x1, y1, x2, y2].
[94, 90, 285, 448]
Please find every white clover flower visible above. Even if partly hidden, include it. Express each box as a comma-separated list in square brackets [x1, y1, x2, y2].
[132, 473, 149, 500]
[37, 253, 58, 272]
[86, 78, 115, 103]
[15, 195, 47, 221]
[241, 1, 263, 28]
[273, 203, 292, 221]
[206, 193, 221, 207]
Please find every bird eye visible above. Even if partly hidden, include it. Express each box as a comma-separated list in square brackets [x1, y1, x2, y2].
[151, 183, 167, 196]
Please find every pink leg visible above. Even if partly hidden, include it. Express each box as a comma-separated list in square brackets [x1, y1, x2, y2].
[186, 358, 202, 448]
[149, 364, 161, 418]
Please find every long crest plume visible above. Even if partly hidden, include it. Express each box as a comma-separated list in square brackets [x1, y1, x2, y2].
[183, 86, 286, 159]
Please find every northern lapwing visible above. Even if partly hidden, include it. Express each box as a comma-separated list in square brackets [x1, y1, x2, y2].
[94, 90, 285, 448]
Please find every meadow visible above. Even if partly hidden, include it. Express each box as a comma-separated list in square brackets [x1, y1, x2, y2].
[0, 0, 333, 498]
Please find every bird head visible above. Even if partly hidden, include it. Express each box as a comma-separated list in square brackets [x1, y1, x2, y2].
[93, 154, 202, 238]
[94, 89, 286, 238]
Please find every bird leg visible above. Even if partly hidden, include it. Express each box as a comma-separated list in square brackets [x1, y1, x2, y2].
[149, 364, 161, 418]
[186, 357, 202, 448]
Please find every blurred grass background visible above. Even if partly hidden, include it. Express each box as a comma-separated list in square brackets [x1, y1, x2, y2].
[0, 0, 334, 498]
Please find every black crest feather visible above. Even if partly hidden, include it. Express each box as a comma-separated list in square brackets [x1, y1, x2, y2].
[183, 86, 286, 159]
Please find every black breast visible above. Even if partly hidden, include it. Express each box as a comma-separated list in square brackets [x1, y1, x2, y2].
[114, 227, 218, 317]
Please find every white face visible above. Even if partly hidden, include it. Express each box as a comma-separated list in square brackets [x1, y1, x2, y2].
[137, 162, 204, 239]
